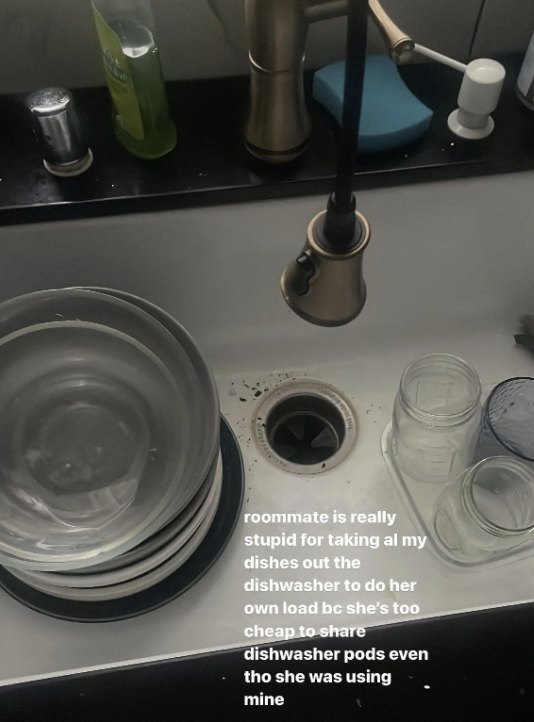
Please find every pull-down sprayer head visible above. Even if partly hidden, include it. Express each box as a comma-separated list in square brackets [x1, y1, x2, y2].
[281, 209, 371, 327]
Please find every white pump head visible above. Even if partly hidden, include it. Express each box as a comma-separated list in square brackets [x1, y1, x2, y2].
[448, 59, 506, 139]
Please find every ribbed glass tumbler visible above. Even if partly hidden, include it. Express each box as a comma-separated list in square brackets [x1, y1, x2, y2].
[475, 377, 534, 465]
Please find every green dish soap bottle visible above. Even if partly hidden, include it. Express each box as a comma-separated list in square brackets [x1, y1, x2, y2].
[92, 0, 177, 159]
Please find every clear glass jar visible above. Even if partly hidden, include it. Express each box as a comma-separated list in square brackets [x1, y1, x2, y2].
[434, 456, 534, 564]
[391, 353, 482, 483]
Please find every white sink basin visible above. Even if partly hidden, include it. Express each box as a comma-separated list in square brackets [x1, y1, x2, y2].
[1, 171, 534, 685]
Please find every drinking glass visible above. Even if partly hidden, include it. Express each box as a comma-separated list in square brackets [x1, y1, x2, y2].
[475, 377, 534, 465]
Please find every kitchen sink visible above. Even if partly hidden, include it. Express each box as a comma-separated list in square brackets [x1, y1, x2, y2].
[0, 170, 533, 685]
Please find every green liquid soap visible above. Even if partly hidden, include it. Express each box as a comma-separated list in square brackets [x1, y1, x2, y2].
[109, 19, 176, 159]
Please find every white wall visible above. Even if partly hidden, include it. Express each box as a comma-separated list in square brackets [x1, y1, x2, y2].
[0, 0, 532, 96]
[472, 0, 534, 57]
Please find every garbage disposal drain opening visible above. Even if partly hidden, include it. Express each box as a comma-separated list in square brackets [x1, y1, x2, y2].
[267, 395, 345, 465]
[253, 379, 357, 475]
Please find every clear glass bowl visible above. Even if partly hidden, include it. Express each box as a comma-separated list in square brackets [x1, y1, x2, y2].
[0, 289, 218, 571]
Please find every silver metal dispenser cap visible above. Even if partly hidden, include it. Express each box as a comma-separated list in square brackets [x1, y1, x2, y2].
[27, 87, 93, 176]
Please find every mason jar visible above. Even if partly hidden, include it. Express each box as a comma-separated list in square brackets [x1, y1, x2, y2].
[391, 353, 482, 483]
[434, 456, 534, 564]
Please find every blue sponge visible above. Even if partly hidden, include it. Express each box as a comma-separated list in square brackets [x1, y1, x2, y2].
[313, 56, 433, 154]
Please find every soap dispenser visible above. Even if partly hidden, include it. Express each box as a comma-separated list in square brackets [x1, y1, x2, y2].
[92, 0, 176, 159]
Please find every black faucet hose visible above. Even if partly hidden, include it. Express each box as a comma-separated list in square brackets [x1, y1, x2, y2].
[322, 0, 368, 251]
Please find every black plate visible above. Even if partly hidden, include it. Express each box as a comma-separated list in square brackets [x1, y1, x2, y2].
[0, 418, 243, 622]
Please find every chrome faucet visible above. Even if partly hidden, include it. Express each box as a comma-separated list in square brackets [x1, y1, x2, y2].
[244, 0, 414, 164]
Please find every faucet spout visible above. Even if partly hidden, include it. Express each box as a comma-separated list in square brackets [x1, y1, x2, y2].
[367, 0, 414, 64]
[244, 0, 414, 163]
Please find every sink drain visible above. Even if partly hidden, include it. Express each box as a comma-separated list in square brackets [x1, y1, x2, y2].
[253, 379, 357, 474]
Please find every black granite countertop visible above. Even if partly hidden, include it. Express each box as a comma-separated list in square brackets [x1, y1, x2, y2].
[2, 603, 534, 721]
[1, 55, 534, 226]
